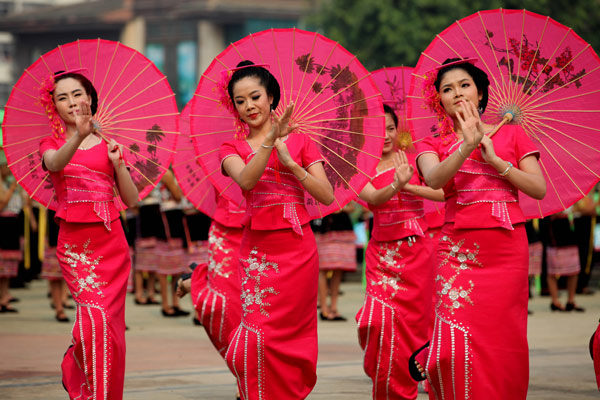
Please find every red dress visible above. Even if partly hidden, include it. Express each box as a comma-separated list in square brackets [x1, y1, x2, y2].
[40, 136, 130, 400]
[190, 195, 245, 356]
[220, 134, 324, 400]
[416, 125, 540, 400]
[356, 156, 434, 400]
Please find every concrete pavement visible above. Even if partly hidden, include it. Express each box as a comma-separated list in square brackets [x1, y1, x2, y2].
[0, 278, 598, 399]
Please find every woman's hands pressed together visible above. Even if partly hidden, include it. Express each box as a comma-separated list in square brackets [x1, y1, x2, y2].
[392, 150, 414, 191]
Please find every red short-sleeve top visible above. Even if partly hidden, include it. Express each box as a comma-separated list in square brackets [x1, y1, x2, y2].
[368, 152, 428, 241]
[219, 133, 324, 234]
[415, 125, 540, 230]
[212, 195, 245, 228]
[40, 135, 122, 230]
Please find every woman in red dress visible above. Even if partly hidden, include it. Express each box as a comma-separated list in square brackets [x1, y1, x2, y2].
[220, 60, 334, 400]
[177, 194, 245, 399]
[39, 70, 138, 400]
[415, 59, 546, 399]
[357, 104, 443, 399]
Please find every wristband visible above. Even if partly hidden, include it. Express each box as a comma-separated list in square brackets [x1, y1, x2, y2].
[298, 169, 309, 182]
[499, 161, 513, 176]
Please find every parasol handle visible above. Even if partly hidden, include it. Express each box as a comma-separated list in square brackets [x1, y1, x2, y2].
[487, 112, 514, 138]
[92, 120, 110, 143]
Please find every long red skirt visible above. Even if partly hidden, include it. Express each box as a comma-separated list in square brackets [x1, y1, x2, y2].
[425, 224, 529, 400]
[356, 235, 434, 399]
[58, 219, 130, 400]
[225, 224, 318, 400]
[191, 222, 243, 356]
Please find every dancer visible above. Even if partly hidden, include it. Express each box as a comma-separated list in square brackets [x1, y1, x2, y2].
[0, 155, 22, 313]
[356, 104, 443, 399]
[414, 58, 546, 399]
[177, 194, 245, 398]
[41, 208, 74, 322]
[317, 203, 356, 321]
[39, 70, 138, 400]
[546, 209, 585, 312]
[219, 60, 334, 399]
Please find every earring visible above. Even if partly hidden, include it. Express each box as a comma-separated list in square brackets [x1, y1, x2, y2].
[270, 104, 274, 111]
[478, 106, 484, 115]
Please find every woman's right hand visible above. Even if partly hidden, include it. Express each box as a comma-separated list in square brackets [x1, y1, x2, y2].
[75, 100, 95, 138]
[393, 150, 414, 189]
[455, 98, 484, 152]
[266, 102, 298, 142]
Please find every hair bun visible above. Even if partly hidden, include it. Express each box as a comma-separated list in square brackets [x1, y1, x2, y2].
[237, 60, 255, 68]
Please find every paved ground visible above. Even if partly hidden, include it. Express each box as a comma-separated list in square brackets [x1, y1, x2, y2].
[0, 278, 598, 399]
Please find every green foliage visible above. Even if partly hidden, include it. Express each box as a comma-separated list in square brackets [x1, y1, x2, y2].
[306, 0, 600, 70]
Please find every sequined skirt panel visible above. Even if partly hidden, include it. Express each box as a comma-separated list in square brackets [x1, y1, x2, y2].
[357, 235, 434, 399]
[191, 222, 243, 357]
[57, 219, 131, 400]
[425, 224, 528, 400]
[225, 225, 318, 400]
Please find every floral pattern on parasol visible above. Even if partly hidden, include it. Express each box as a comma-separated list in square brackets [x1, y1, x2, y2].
[191, 28, 385, 218]
[372, 66, 444, 217]
[2, 39, 179, 209]
[407, 9, 600, 218]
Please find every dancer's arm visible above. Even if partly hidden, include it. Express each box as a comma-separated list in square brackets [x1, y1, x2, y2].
[108, 139, 139, 208]
[224, 103, 297, 191]
[359, 151, 413, 206]
[42, 100, 94, 172]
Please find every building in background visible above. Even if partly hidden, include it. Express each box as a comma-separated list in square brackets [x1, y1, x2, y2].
[0, 0, 314, 108]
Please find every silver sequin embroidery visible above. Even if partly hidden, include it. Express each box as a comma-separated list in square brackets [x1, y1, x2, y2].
[62, 239, 107, 298]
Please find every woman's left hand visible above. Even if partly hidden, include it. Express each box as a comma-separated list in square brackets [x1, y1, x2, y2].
[479, 135, 498, 165]
[274, 138, 294, 168]
[107, 139, 125, 167]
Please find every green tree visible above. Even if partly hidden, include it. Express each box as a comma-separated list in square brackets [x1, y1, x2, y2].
[306, 0, 600, 70]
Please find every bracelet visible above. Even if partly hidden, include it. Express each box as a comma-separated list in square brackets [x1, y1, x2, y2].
[499, 161, 513, 176]
[298, 169, 309, 182]
[457, 145, 468, 159]
[390, 182, 399, 191]
[261, 143, 274, 149]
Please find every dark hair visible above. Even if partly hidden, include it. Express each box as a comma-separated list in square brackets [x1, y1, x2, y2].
[227, 60, 281, 111]
[383, 104, 398, 128]
[53, 71, 98, 115]
[434, 58, 490, 113]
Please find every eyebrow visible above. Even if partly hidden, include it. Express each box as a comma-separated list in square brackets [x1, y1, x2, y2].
[441, 78, 471, 89]
[55, 88, 84, 97]
[234, 90, 261, 99]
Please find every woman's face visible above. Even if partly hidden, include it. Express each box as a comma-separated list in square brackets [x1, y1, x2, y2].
[438, 68, 482, 118]
[53, 77, 91, 125]
[232, 76, 273, 130]
[383, 113, 397, 155]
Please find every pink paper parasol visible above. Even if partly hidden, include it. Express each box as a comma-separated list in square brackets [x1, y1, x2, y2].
[371, 66, 412, 138]
[172, 102, 218, 217]
[407, 9, 600, 218]
[191, 28, 385, 218]
[372, 66, 444, 216]
[2, 39, 179, 210]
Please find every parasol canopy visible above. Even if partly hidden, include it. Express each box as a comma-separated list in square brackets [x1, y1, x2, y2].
[191, 28, 386, 218]
[407, 9, 600, 218]
[172, 102, 218, 217]
[2, 39, 179, 209]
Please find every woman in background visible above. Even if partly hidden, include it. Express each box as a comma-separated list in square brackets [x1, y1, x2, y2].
[357, 104, 443, 399]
